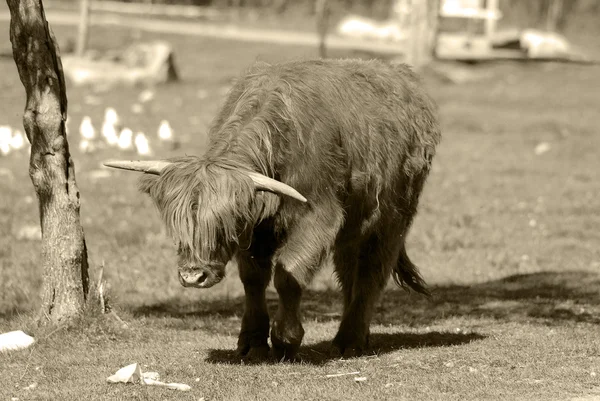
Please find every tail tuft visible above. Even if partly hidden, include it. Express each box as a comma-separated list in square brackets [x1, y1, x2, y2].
[393, 247, 430, 297]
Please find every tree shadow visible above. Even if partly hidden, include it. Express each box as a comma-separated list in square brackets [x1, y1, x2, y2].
[205, 330, 486, 366]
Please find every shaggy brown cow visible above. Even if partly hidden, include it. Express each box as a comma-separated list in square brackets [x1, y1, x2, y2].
[105, 58, 441, 361]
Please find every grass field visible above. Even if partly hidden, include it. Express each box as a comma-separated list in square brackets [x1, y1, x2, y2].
[1, 17, 600, 401]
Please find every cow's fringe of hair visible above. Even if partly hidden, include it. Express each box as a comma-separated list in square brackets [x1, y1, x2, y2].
[138, 157, 258, 263]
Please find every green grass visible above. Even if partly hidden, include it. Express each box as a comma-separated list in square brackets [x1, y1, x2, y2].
[1, 20, 600, 400]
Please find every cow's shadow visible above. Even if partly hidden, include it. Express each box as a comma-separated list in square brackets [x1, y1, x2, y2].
[130, 270, 600, 365]
[205, 330, 485, 366]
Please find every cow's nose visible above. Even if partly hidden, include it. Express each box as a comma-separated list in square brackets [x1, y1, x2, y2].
[179, 271, 208, 287]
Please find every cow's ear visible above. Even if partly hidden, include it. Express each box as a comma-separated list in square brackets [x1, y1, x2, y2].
[138, 174, 160, 196]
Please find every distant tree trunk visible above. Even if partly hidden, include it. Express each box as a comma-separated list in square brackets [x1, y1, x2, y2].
[7, 0, 90, 324]
[315, 0, 330, 58]
[76, 0, 91, 56]
[545, 0, 563, 31]
[405, 0, 435, 69]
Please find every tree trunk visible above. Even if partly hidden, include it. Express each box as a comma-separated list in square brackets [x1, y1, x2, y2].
[7, 0, 90, 324]
[405, 0, 434, 69]
[76, 0, 91, 57]
[315, 0, 330, 58]
[545, 0, 563, 31]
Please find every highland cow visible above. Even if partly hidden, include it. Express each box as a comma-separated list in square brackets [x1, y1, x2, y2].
[105, 58, 441, 361]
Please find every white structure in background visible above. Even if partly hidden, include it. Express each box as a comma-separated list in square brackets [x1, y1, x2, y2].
[337, 15, 406, 43]
[134, 132, 152, 156]
[118, 128, 134, 150]
[79, 116, 96, 140]
[10, 130, 25, 150]
[157, 120, 173, 142]
[102, 107, 121, 146]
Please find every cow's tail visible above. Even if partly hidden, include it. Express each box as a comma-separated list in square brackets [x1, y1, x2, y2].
[392, 246, 430, 297]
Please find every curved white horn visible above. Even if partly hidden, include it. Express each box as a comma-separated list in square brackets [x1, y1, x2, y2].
[103, 160, 172, 175]
[247, 171, 307, 203]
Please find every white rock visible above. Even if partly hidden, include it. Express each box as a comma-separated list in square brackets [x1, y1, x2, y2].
[0, 330, 36, 352]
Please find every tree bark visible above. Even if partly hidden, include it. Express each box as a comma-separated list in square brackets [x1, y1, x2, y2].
[76, 0, 91, 57]
[7, 0, 90, 324]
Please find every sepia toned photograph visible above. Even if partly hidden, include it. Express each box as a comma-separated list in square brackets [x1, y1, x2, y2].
[1, 0, 598, 399]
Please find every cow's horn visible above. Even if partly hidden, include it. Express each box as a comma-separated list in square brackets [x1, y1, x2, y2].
[103, 160, 172, 175]
[246, 171, 307, 203]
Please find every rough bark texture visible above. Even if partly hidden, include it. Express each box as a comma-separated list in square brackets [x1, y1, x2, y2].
[7, 0, 89, 324]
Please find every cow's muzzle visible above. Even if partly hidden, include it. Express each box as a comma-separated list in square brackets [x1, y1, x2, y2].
[178, 269, 223, 288]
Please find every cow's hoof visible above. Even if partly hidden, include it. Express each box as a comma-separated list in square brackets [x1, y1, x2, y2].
[270, 320, 304, 362]
[271, 338, 301, 362]
[332, 329, 369, 357]
[238, 344, 271, 363]
[237, 328, 269, 355]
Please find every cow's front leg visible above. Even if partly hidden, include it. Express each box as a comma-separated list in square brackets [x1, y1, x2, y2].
[270, 202, 344, 361]
[270, 263, 306, 361]
[237, 254, 272, 361]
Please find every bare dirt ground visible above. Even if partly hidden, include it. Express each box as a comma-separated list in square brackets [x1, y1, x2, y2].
[0, 16, 599, 401]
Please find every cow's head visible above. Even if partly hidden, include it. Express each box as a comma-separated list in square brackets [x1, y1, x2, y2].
[104, 158, 306, 289]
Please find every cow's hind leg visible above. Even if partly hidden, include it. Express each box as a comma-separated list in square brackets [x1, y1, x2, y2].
[332, 234, 394, 356]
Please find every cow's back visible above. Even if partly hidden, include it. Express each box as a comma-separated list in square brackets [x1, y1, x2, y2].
[207, 59, 440, 220]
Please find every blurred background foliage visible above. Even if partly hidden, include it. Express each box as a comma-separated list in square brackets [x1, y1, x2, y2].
[84, 0, 600, 34]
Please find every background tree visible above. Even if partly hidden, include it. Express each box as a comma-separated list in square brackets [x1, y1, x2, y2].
[7, 0, 90, 324]
[315, 0, 331, 58]
[76, 0, 91, 56]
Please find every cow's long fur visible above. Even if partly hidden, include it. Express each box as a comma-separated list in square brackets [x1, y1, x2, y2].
[139, 58, 441, 357]
[140, 59, 440, 296]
